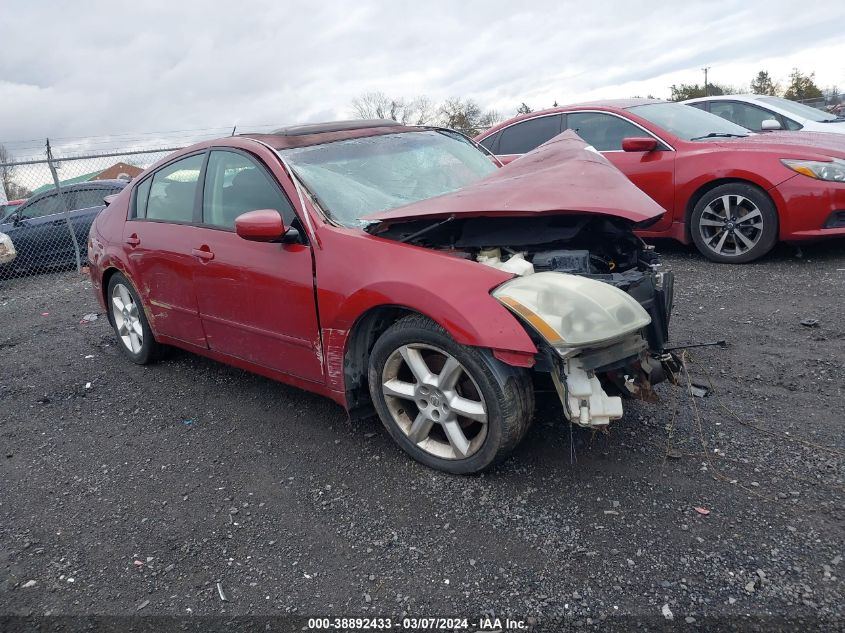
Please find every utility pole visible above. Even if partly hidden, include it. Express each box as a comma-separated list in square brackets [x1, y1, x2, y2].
[702, 67, 711, 96]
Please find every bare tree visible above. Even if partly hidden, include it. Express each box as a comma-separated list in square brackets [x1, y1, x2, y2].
[351, 92, 435, 125]
[0, 144, 31, 201]
[437, 98, 499, 137]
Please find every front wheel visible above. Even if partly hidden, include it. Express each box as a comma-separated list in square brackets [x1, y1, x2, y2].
[368, 315, 534, 474]
[690, 183, 778, 263]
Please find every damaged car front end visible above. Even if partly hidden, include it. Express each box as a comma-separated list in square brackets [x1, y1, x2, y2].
[361, 131, 679, 432]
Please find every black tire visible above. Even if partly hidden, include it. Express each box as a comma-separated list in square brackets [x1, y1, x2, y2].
[106, 272, 164, 364]
[368, 314, 534, 474]
[690, 182, 778, 263]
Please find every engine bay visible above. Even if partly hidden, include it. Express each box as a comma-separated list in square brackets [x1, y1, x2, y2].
[370, 213, 674, 351]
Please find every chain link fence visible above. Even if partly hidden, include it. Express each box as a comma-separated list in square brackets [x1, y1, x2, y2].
[0, 143, 182, 287]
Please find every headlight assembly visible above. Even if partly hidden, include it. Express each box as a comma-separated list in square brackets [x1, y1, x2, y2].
[492, 271, 651, 354]
[782, 158, 845, 183]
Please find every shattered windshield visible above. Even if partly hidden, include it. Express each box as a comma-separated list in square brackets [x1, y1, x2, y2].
[278, 130, 497, 227]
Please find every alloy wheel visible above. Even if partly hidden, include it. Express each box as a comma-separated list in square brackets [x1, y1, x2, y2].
[698, 194, 764, 257]
[111, 283, 143, 354]
[381, 343, 488, 460]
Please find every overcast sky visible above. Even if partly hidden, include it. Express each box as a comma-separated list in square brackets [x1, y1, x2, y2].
[1, 0, 844, 157]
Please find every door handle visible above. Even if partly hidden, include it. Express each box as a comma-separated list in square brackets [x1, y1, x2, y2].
[125, 234, 140, 247]
[191, 246, 214, 261]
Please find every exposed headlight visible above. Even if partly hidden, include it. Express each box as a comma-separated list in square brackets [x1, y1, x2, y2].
[782, 158, 845, 183]
[492, 271, 651, 353]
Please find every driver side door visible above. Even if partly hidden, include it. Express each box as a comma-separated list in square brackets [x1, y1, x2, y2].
[191, 149, 323, 383]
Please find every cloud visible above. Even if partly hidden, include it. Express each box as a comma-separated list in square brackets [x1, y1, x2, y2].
[1, 0, 843, 156]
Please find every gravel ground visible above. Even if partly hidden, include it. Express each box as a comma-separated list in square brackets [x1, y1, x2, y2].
[1, 241, 843, 631]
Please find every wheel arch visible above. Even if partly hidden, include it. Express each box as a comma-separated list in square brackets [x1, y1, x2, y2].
[340, 304, 421, 420]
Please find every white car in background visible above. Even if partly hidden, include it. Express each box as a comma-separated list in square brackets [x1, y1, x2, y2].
[685, 94, 845, 134]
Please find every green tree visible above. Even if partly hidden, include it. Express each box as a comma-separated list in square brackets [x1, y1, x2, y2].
[516, 102, 533, 115]
[750, 70, 779, 96]
[783, 69, 823, 101]
[669, 83, 726, 101]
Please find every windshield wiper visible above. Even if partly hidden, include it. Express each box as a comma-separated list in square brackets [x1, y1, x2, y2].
[820, 118, 845, 123]
[690, 132, 749, 140]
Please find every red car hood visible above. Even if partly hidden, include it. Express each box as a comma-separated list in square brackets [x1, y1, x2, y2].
[365, 131, 665, 225]
[714, 131, 845, 158]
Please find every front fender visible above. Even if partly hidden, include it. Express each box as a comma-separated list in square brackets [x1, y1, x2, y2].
[313, 227, 538, 393]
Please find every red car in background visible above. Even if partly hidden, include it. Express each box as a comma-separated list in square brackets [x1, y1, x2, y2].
[476, 100, 845, 263]
[0, 198, 26, 222]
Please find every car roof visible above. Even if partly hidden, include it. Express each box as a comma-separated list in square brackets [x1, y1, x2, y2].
[560, 98, 666, 109]
[684, 94, 764, 103]
[241, 119, 432, 150]
[476, 99, 666, 140]
[24, 179, 128, 203]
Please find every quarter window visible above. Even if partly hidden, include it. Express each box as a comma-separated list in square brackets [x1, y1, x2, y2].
[478, 131, 500, 153]
[202, 150, 294, 229]
[497, 115, 562, 154]
[566, 112, 644, 151]
[145, 154, 204, 223]
[133, 178, 152, 219]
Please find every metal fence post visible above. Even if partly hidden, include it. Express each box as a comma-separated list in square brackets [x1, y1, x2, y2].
[46, 138, 82, 273]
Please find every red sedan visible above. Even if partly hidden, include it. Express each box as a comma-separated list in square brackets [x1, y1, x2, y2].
[88, 120, 679, 473]
[476, 99, 845, 263]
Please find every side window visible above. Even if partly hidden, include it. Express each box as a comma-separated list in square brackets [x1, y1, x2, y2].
[71, 188, 110, 210]
[145, 153, 204, 223]
[718, 102, 779, 131]
[565, 112, 644, 151]
[498, 115, 562, 154]
[21, 193, 61, 218]
[478, 131, 500, 153]
[202, 150, 295, 229]
[133, 178, 152, 219]
[688, 102, 709, 112]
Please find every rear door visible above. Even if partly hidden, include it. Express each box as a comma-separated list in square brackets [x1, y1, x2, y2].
[122, 153, 208, 348]
[190, 148, 323, 382]
[565, 111, 676, 230]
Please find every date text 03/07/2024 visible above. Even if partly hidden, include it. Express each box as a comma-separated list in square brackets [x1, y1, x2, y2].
[306, 616, 530, 630]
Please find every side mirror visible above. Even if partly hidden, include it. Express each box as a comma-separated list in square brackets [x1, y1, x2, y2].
[9, 213, 23, 226]
[235, 209, 287, 242]
[622, 137, 658, 152]
[761, 119, 782, 131]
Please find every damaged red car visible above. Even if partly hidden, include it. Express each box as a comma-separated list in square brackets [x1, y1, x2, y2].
[88, 120, 677, 473]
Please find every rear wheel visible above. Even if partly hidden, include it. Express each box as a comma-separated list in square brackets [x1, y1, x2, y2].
[690, 183, 778, 263]
[368, 315, 534, 474]
[107, 272, 163, 364]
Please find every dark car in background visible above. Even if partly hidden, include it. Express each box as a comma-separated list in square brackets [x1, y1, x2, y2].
[0, 180, 127, 275]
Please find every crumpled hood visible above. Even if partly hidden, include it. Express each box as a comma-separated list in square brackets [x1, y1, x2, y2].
[365, 131, 665, 225]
